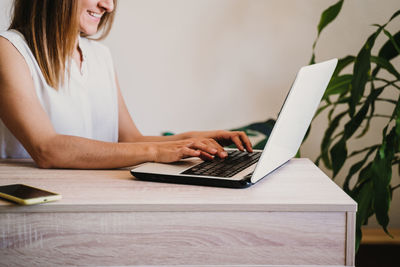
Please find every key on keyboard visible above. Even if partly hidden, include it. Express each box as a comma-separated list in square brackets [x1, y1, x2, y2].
[181, 150, 261, 177]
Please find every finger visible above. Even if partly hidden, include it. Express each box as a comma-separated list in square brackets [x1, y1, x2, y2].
[190, 141, 218, 156]
[213, 130, 234, 147]
[231, 135, 245, 151]
[238, 131, 253, 152]
[199, 151, 215, 161]
[181, 147, 201, 158]
[208, 139, 228, 158]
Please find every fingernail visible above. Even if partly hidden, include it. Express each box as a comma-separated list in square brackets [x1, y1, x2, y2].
[211, 148, 217, 154]
[222, 151, 228, 157]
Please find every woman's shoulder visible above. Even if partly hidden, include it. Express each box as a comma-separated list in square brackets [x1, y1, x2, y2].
[0, 30, 27, 62]
[0, 30, 35, 94]
[0, 30, 33, 62]
[0, 29, 27, 45]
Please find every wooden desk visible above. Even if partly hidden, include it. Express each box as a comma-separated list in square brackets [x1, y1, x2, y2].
[0, 159, 356, 266]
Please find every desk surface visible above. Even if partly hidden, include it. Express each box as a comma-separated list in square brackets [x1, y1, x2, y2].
[0, 158, 357, 266]
[0, 158, 356, 213]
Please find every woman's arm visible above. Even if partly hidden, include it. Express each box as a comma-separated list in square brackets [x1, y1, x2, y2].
[0, 37, 222, 168]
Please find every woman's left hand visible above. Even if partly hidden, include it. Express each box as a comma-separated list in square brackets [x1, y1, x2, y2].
[183, 130, 253, 153]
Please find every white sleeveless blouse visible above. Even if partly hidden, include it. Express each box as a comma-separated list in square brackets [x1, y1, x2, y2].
[0, 30, 119, 158]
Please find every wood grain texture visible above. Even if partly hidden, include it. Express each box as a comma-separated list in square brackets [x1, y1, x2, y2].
[0, 159, 356, 213]
[0, 159, 356, 266]
[1, 211, 346, 266]
[345, 212, 355, 266]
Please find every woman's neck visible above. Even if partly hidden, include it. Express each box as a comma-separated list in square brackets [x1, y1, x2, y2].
[72, 38, 83, 69]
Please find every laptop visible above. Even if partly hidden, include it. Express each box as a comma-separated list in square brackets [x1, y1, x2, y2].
[131, 58, 338, 188]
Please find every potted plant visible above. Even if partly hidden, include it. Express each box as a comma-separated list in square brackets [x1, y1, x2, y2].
[310, 0, 400, 251]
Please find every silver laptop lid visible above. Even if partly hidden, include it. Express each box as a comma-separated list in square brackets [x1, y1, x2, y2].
[251, 58, 337, 183]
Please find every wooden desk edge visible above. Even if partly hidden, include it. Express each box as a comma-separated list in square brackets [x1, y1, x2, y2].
[0, 203, 357, 213]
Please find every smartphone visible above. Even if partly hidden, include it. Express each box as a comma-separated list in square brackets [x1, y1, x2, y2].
[0, 184, 61, 205]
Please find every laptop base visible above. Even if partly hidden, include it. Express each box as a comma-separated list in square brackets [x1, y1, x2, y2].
[131, 171, 252, 189]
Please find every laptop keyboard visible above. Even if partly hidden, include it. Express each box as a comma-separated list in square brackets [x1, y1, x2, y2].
[181, 150, 261, 177]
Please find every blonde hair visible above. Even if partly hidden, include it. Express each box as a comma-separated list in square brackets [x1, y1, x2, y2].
[9, 0, 117, 89]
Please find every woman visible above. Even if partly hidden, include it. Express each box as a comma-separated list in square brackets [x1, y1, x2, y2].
[0, 0, 252, 169]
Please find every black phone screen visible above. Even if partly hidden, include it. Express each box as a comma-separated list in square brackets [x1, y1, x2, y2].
[0, 184, 57, 199]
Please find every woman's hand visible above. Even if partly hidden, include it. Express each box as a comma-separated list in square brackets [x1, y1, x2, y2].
[151, 137, 228, 163]
[183, 130, 253, 153]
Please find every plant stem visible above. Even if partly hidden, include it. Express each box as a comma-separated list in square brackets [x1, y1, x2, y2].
[373, 78, 400, 90]
[365, 114, 392, 119]
[348, 145, 379, 158]
[376, 98, 398, 104]
[392, 184, 400, 191]
[332, 131, 344, 140]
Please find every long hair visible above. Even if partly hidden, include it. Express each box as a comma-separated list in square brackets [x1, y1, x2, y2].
[9, 0, 117, 89]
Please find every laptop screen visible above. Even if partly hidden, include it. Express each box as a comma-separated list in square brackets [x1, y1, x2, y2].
[251, 59, 337, 183]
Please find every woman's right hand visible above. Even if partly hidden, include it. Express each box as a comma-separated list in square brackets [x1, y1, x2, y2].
[151, 138, 228, 163]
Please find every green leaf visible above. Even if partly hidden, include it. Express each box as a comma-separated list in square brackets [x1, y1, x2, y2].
[333, 56, 356, 77]
[348, 145, 379, 158]
[371, 19, 400, 76]
[343, 148, 376, 193]
[330, 138, 348, 177]
[370, 127, 397, 235]
[391, 93, 400, 141]
[396, 105, 400, 138]
[389, 9, 400, 21]
[343, 161, 364, 193]
[350, 28, 383, 117]
[310, 0, 344, 63]
[309, 53, 316, 65]
[371, 153, 393, 234]
[344, 145, 377, 194]
[321, 111, 347, 169]
[351, 163, 373, 197]
[324, 74, 353, 98]
[315, 155, 321, 166]
[344, 98, 369, 138]
[389, 98, 400, 160]
[344, 86, 384, 139]
[315, 102, 331, 118]
[350, 50, 371, 117]
[327, 106, 336, 122]
[371, 56, 400, 79]
[254, 138, 267, 150]
[353, 178, 374, 251]
[378, 30, 400, 60]
[356, 98, 375, 138]
[316, 0, 344, 37]
[337, 96, 351, 104]
[383, 30, 400, 55]
[302, 124, 312, 144]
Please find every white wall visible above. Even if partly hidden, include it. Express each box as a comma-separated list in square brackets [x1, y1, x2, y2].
[1, 0, 399, 228]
